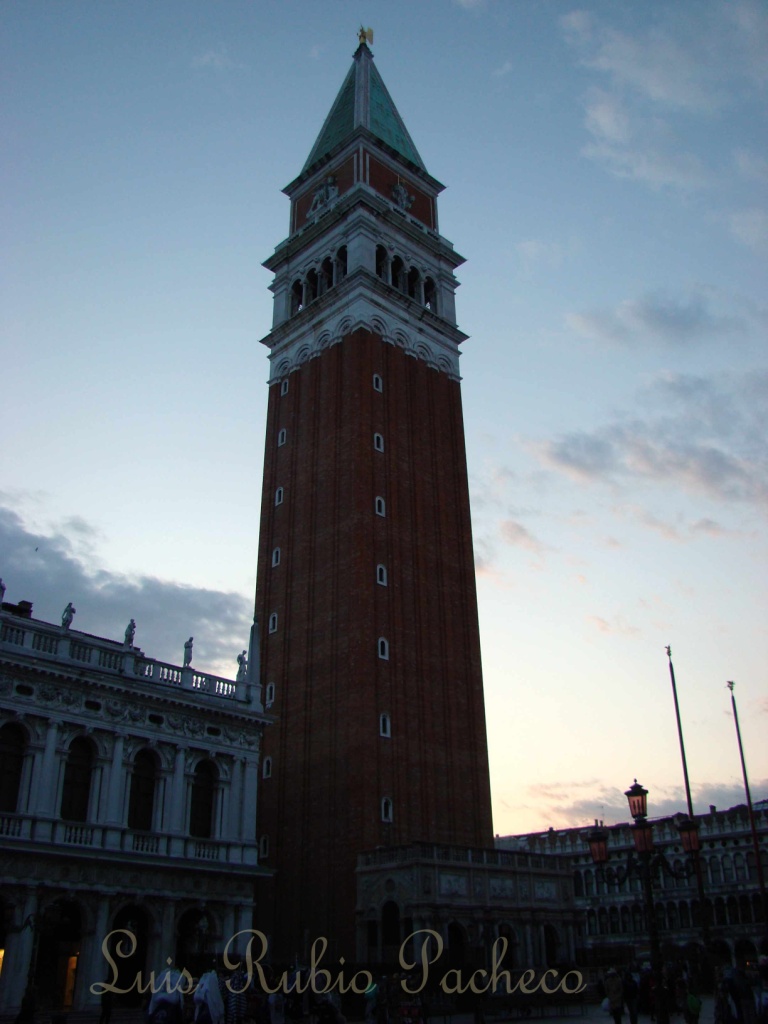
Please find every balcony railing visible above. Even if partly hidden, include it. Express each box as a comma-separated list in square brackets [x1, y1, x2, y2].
[1, 613, 247, 702]
[0, 810, 258, 866]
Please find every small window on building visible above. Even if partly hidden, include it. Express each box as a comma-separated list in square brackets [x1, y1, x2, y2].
[272, 547, 281, 567]
[374, 433, 384, 452]
[259, 835, 270, 859]
[269, 613, 278, 634]
[280, 379, 289, 396]
[376, 564, 387, 586]
[381, 797, 393, 823]
[378, 637, 389, 660]
[262, 756, 273, 780]
[277, 428, 287, 447]
[265, 682, 275, 705]
[373, 374, 383, 393]
[275, 487, 284, 506]
[375, 496, 386, 517]
[379, 713, 391, 738]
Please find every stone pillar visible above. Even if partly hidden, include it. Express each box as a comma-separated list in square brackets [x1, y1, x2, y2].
[104, 733, 126, 823]
[385, 255, 393, 286]
[228, 758, 243, 843]
[158, 901, 178, 968]
[168, 747, 187, 857]
[0, 889, 38, 1012]
[218, 770, 230, 843]
[76, 897, 110, 1009]
[221, 905, 236, 962]
[29, 720, 60, 842]
[242, 758, 259, 848]
[523, 923, 534, 966]
[145, 899, 171, 975]
[30, 720, 59, 816]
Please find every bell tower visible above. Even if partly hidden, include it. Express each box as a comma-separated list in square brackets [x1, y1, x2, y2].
[254, 37, 493, 961]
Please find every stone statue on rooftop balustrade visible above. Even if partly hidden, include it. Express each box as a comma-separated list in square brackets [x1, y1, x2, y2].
[183, 636, 194, 667]
[0, 578, 5, 604]
[236, 650, 248, 682]
[61, 602, 76, 630]
[124, 618, 136, 647]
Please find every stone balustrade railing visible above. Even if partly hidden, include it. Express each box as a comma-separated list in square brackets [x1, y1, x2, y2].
[0, 809, 259, 866]
[357, 841, 567, 871]
[0, 613, 246, 702]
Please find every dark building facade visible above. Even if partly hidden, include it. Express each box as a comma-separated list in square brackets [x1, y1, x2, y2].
[0, 596, 271, 1014]
[254, 40, 494, 960]
[500, 803, 768, 972]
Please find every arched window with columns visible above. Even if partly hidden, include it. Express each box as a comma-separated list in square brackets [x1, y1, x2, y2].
[0, 721, 27, 813]
[189, 759, 218, 839]
[128, 748, 159, 832]
[60, 736, 96, 822]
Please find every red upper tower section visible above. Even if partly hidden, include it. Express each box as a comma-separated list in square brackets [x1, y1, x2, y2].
[254, 38, 493, 963]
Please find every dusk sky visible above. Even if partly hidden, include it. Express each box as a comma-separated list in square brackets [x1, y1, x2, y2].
[2, 0, 766, 836]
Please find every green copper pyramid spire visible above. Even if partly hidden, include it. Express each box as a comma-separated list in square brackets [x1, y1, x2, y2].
[302, 42, 426, 174]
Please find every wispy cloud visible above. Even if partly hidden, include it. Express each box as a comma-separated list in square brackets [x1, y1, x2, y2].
[493, 60, 513, 79]
[192, 46, 246, 72]
[734, 149, 768, 183]
[516, 238, 572, 275]
[504, 779, 768, 830]
[579, 88, 711, 189]
[567, 289, 747, 348]
[0, 505, 251, 674]
[561, 10, 726, 113]
[560, 6, 765, 190]
[500, 519, 548, 555]
[612, 505, 743, 542]
[727, 208, 768, 250]
[587, 613, 640, 636]
[528, 369, 768, 511]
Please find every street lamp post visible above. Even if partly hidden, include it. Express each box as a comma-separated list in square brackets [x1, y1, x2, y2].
[586, 781, 699, 1024]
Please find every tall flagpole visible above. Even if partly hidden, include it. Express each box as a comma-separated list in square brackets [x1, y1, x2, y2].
[665, 646, 711, 978]
[666, 646, 694, 816]
[726, 681, 768, 928]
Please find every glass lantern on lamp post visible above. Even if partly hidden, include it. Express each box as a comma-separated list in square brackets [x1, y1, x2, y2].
[585, 781, 700, 1024]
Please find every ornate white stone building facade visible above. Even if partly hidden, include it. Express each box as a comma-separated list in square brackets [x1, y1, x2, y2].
[0, 596, 271, 1014]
